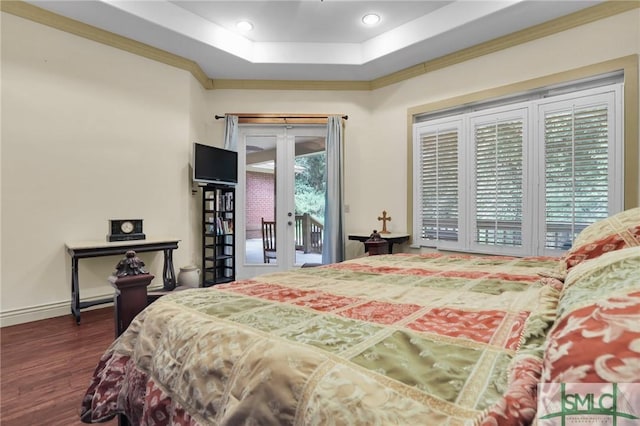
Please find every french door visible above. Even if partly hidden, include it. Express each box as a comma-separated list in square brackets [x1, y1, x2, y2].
[236, 125, 326, 278]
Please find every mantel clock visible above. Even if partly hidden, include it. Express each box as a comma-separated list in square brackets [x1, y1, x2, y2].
[107, 219, 145, 242]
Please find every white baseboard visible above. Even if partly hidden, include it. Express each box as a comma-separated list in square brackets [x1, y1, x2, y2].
[0, 284, 165, 327]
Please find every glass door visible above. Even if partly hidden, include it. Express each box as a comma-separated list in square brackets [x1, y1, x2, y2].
[292, 130, 326, 266]
[236, 125, 326, 279]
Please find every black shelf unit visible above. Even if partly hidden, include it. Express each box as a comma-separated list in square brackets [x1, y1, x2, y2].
[202, 184, 235, 286]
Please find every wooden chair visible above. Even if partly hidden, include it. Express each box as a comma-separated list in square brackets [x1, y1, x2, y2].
[261, 218, 277, 263]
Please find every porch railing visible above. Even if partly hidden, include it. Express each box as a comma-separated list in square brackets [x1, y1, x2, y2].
[423, 219, 589, 250]
[295, 213, 323, 254]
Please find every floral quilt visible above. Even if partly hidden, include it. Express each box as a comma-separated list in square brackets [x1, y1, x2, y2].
[81, 253, 562, 426]
[541, 247, 640, 384]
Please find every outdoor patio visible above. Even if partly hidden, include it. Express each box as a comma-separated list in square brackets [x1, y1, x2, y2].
[244, 238, 322, 266]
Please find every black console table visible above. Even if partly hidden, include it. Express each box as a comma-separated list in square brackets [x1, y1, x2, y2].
[65, 238, 180, 324]
[348, 233, 410, 254]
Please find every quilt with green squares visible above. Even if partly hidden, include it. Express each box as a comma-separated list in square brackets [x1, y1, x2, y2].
[81, 253, 561, 425]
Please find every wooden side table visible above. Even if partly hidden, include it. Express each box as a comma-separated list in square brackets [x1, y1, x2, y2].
[364, 239, 389, 255]
[65, 238, 179, 324]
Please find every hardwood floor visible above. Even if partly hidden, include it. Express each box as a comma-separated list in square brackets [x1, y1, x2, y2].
[1, 308, 118, 426]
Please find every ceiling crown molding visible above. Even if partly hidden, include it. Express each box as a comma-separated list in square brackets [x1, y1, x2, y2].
[2, 0, 638, 91]
[371, 0, 640, 90]
[0, 0, 215, 89]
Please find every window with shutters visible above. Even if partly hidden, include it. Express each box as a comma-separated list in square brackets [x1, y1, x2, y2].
[538, 91, 622, 252]
[414, 121, 461, 248]
[413, 83, 623, 256]
[470, 109, 527, 254]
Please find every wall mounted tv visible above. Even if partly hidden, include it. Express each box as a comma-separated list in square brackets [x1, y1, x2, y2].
[192, 143, 238, 186]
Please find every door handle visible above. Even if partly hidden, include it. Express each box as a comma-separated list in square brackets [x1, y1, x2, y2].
[288, 221, 293, 226]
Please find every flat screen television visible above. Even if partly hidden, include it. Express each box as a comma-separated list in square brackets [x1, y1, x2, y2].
[192, 143, 238, 186]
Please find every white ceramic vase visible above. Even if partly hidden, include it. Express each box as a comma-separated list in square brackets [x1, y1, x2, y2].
[178, 265, 201, 288]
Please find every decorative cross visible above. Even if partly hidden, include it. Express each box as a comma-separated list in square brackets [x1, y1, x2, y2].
[377, 210, 392, 234]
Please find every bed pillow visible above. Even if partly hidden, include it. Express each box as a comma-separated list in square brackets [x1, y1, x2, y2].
[559, 207, 640, 276]
[540, 246, 640, 384]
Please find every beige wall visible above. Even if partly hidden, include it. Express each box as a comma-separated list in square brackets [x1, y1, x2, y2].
[1, 13, 205, 324]
[1, 9, 638, 325]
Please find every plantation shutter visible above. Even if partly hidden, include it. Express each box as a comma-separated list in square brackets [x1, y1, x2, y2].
[543, 101, 611, 250]
[472, 114, 524, 248]
[413, 82, 622, 256]
[419, 126, 459, 242]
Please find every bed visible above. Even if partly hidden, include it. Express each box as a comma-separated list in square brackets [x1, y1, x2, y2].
[80, 208, 640, 425]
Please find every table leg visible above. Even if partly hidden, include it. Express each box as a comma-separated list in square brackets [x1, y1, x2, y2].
[71, 256, 81, 324]
[162, 248, 176, 291]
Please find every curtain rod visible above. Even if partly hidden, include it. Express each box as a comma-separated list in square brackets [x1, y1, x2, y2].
[214, 114, 348, 120]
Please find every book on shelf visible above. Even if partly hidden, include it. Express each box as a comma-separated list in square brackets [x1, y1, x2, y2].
[222, 219, 233, 234]
[214, 191, 234, 212]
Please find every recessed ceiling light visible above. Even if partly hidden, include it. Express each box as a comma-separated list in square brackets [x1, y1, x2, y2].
[362, 13, 380, 26]
[236, 21, 253, 31]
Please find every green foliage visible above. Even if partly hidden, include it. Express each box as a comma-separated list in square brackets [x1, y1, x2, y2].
[296, 154, 325, 191]
[295, 153, 325, 220]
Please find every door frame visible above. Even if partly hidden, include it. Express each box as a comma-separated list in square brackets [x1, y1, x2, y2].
[235, 124, 326, 279]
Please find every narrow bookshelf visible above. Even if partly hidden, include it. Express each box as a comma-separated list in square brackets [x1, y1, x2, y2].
[202, 184, 235, 286]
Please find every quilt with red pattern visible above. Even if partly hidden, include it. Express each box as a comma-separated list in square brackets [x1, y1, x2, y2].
[81, 253, 561, 425]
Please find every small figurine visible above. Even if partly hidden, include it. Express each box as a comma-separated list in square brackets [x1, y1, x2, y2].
[367, 230, 383, 241]
[113, 250, 148, 277]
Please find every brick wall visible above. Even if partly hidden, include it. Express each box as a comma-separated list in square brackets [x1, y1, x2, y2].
[246, 171, 275, 239]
